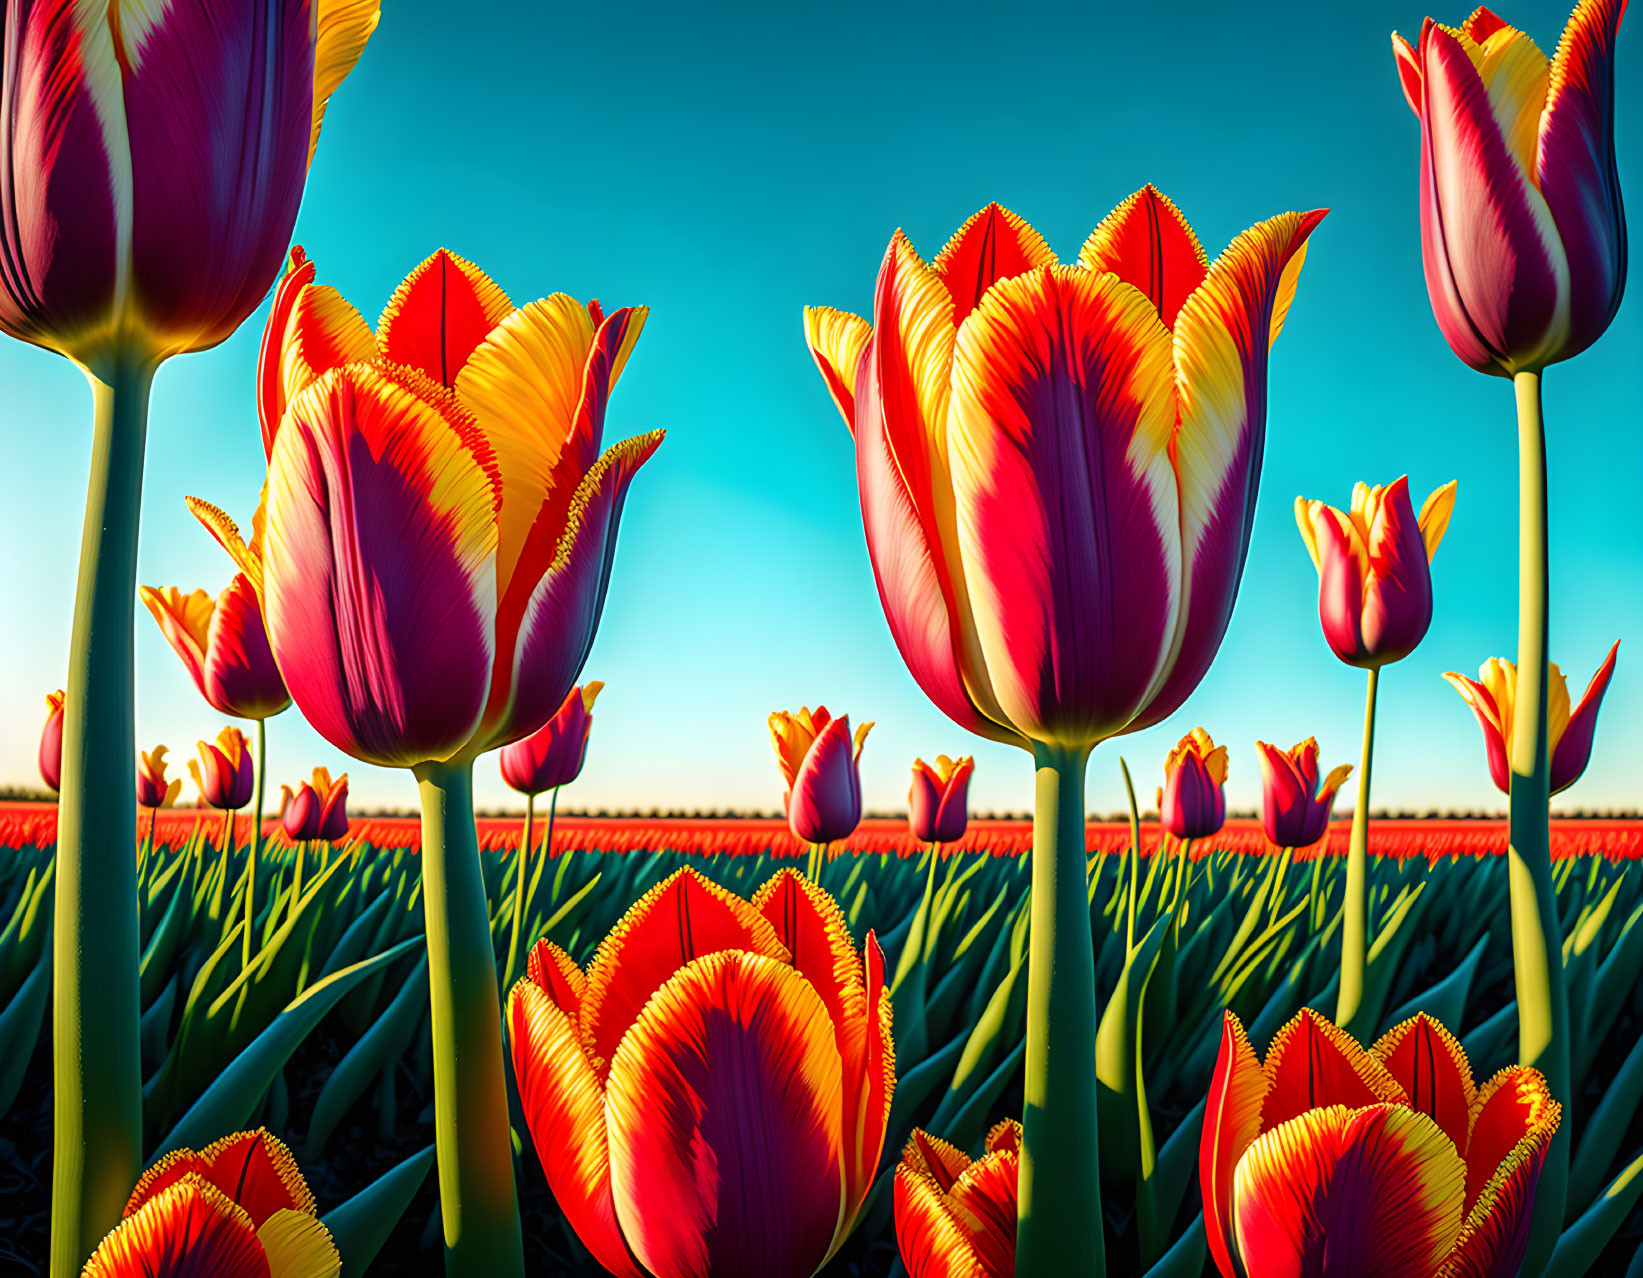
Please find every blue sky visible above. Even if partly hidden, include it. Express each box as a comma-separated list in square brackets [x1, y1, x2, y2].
[1, 0, 1637, 818]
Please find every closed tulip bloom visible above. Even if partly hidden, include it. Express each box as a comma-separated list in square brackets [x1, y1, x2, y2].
[82, 1128, 339, 1278]
[1444, 641, 1618, 796]
[770, 706, 873, 845]
[140, 575, 291, 720]
[136, 746, 182, 810]
[909, 754, 974, 845]
[39, 689, 63, 792]
[1157, 728, 1228, 841]
[279, 767, 349, 842]
[0, 0, 379, 365]
[1201, 1009, 1560, 1278]
[189, 728, 254, 811]
[507, 869, 894, 1278]
[1255, 738, 1351, 849]
[500, 682, 604, 797]
[1391, 3, 1628, 375]
[804, 190, 1325, 749]
[189, 249, 661, 769]
[1296, 477, 1458, 668]
[895, 1121, 1020, 1278]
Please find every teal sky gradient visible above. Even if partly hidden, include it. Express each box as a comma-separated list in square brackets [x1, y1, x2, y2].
[1, 0, 1638, 819]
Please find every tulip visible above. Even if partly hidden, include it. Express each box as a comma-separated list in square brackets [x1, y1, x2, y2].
[804, 189, 1325, 1276]
[140, 576, 291, 721]
[506, 869, 894, 1278]
[1445, 641, 1618, 797]
[909, 754, 974, 845]
[1255, 738, 1350, 851]
[38, 690, 63, 793]
[279, 767, 350, 842]
[189, 728, 255, 813]
[136, 746, 182, 812]
[895, 1121, 1021, 1278]
[82, 1128, 338, 1278]
[1156, 728, 1227, 842]
[1391, 8, 1628, 1258]
[498, 681, 603, 985]
[192, 248, 661, 1274]
[3, 8, 380, 1263]
[1296, 476, 1456, 1035]
[769, 706, 872, 867]
[1201, 1009, 1560, 1278]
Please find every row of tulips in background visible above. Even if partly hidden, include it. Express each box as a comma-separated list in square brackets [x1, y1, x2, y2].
[4, 812, 1643, 1272]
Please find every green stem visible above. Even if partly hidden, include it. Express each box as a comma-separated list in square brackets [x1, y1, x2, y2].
[1337, 664, 1379, 1037]
[1170, 838, 1192, 945]
[414, 759, 525, 1277]
[539, 788, 558, 860]
[291, 840, 305, 923]
[50, 354, 152, 1277]
[504, 790, 536, 989]
[244, 717, 266, 969]
[1510, 370, 1568, 1278]
[1120, 757, 1140, 953]
[1017, 741, 1104, 1278]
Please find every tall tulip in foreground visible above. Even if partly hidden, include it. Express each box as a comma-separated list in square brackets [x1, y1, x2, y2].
[498, 681, 603, 986]
[1202, 1009, 1560, 1278]
[1445, 642, 1619, 796]
[805, 188, 1325, 1276]
[895, 1122, 1021, 1278]
[1392, 3, 1627, 1263]
[507, 869, 893, 1278]
[770, 706, 872, 876]
[1296, 476, 1455, 1035]
[0, 6, 379, 1262]
[38, 691, 64, 793]
[81, 1129, 338, 1278]
[192, 248, 661, 1275]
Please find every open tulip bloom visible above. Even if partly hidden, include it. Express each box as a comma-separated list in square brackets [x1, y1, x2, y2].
[1202, 1009, 1560, 1278]
[769, 706, 873, 865]
[1392, 4, 1627, 1257]
[1296, 475, 1455, 1034]
[0, 4, 381, 1261]
[507, 869, 893, 1278]
[805, 189, 1325, 1275]
[895, 1121, 1021, 1278]
[188, 247, 661, 1272]
[82, 1129, 339, 1278]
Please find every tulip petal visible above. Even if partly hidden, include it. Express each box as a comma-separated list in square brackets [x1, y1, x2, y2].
[1549, 640, 1617, 794]
[1419, 479, 1459, 560]
[126, 1129, 313, 1225]
[803, 304, 873, 432]
[1136, 208, 1326, 730]
[1202, 1012, 1270, 1278]
[1442, 1087, 1558, 1278]
[1371, 1014, 1476, 1158]
[256, 1208, 341, 1278]
[1443, 671, 1513, 796]
[309, 0, 381, 165]
[1392, 31, 1424, 115]
[202, 574, 291, 720]
[120, 0, 314, 355]
[140, 586, 214, 699]
[894, 1163, 983, 1278]
[1232, 1104, 1466, 1278]
[932, 202, 1057, 321]
[605, 950, 847, 1278]
[1465, 1066, 1559, 1211]
[489, 429, 663, 751]
[526, 938, 587, 1017]
[377, 249, 513, 387]
[579, 869, 790, 1076]
[85, 1175, 269, 1278]
[949, 263, 1181, 746]
[787, 714, 865, 844]
[263, 364, 500, 768]
[1262, 1008, 1406, 1131]
[946, 1138, 1019, 1277]
[507, 979, 645, 1278]
[277, 279, 377, 439]
[1078, 185, 1209, 328]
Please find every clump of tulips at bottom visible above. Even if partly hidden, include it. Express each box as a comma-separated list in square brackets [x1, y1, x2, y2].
[507, 867, 893, 1278]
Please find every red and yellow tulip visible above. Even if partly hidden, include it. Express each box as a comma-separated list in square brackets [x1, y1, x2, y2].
[1296, 477, 1457, 668]
[894, 1121, 1020, 1278]
[506, 869, 894, 1278]
[909, 755, 974, 845]
[136, 746, 182, 811]
[500, 682, 604, 797]
[803, 190, 1325, 750]
[1157, 728, 1228, 841]
[190, 248, 660, 770]
[140, 576, 291, 720]
[769, 706, 872, 846]
[81, 1129, 339, 1278]
[1201, 1009, 1560, 1278]
[279, 767, 349, 842]
[188, 727, 254, 812]
[1391, 2, 1628, 375]
[38, 689, 63, 793]
[1254, 738, 1351, 850]
[0, 0, 378, 365]
[1444, 641, 1619, 796]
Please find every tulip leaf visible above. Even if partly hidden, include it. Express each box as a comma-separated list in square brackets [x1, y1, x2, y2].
[1382, 932, 1488, 1034]
[1570, 1028, 1643, 1214]
[0, 951, 50, 1119]
[1548, 1149, 1643, 1278]
[1141, 1211, 1207, 1278]
[321, 1143, 437, 1278]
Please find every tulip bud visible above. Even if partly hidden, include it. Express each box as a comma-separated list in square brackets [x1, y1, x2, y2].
[770, 706, 872, 845]
[188, 728, 254, 811]
[908, 755, 974, 844]
[136, 745, 182, 810]
[38, 690, 64, 793]
[1157, 728, 1228, 840]
[1254, 738, 1351, 850]
[499, 683, 604, 797]
[141, 575, 291, 721]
